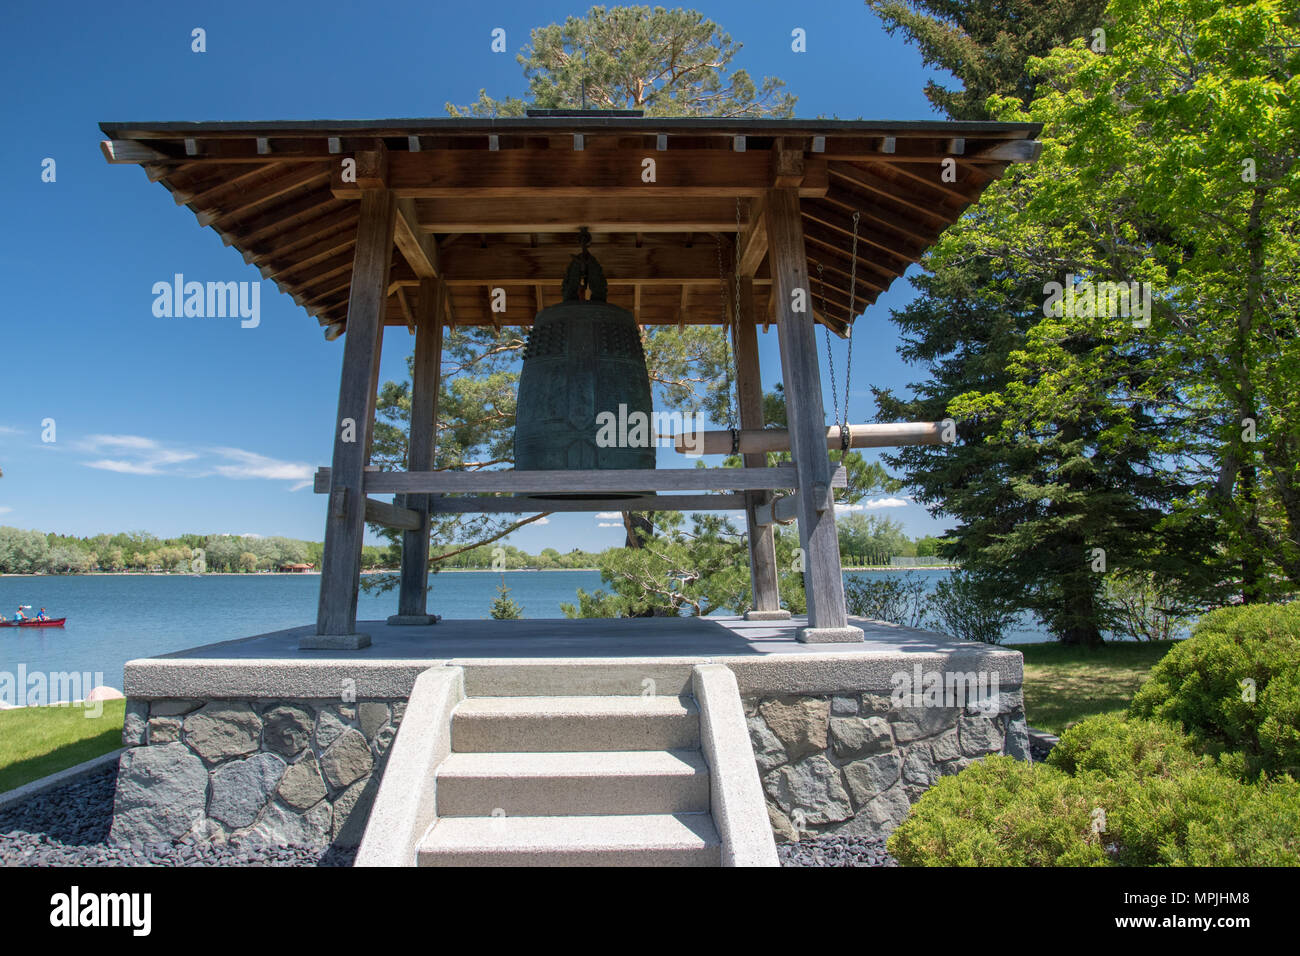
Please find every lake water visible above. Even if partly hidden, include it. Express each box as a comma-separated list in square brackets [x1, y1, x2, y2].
[0, 568, 1054, 702]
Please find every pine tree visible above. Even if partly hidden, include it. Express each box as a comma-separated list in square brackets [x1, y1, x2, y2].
[490, 578, 524, 620]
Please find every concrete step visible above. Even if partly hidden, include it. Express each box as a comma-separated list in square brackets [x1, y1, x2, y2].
[452, 696, 700, 753]
[436, 750, 710, 816]
[417, 813, 722, 866]
[460, 661, 696, 698]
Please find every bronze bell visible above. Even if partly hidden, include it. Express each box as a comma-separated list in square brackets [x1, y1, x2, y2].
[514, 243, 655, 497]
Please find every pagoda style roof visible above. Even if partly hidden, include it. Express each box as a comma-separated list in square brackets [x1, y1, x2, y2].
[100, 115, 1041, 336]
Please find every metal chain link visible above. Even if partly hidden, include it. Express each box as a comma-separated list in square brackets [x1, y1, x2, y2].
[842, 211, 860, 452]
[715, 229, 738, 445]
[818, 262, 841, 433]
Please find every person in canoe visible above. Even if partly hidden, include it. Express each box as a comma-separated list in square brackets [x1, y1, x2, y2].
[37, 608, 49, 621]
[13, 607, 25, 621]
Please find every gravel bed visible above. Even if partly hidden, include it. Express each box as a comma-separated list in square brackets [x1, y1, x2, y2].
[779, 835, 898, 867]
[0, 767, 354, 867]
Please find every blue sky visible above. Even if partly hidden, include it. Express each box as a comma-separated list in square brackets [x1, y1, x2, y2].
[0, 0, 960, 553]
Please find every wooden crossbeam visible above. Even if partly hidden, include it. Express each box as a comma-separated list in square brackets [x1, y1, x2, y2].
[436, 243, 730, 285]
[429, 493, 748, 514]
[347, 150, 830, 199]
[412, 197, 741, 233]
[314, 466, 848, 495]
[364, 496, 422, 530]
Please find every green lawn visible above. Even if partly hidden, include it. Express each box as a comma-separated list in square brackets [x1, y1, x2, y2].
[0, 700, 125, 793]
[1009, 640, 1178, 735]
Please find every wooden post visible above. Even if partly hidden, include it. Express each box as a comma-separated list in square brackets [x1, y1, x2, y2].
[390, 278, 443, 625]
[763, 188, 862, 642]
[732, 277, 788, 620]
[306, 188, 397, 648]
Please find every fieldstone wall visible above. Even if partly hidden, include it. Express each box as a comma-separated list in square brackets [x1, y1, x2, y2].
[111, 697, 404, 848]
[745, 688, 1028, 843]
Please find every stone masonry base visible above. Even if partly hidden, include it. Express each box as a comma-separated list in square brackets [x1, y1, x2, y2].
[111, 698, 404, 847]
[745, 688, 1028, 843]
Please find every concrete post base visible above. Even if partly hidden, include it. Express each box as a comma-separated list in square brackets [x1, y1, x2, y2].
[387, 614, 439, 626]
[744, 609, 792, 621]
[299, 633, 372, 650]
[796, 625, 865, 644]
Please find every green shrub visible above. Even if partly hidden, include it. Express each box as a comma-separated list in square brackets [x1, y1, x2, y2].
[887, 756, 1109, 867]
[1130, 602, 1300, 778]
[890, 716, 1300, 866]
[926, 571, 1020, 644]
[1047, 713, 1208, 778]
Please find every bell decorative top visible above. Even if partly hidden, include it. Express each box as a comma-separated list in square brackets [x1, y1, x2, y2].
[561, 226, 608, 302]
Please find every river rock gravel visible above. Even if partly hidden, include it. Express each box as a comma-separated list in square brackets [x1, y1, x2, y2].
[0, 767, 354, 867]
[778, 835, 898, 867]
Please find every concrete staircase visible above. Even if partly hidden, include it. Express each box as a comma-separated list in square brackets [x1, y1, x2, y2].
[417, 693, 722, 866]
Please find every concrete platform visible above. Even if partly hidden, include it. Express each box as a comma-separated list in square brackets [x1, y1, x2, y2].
[123, 615, 1023, 700]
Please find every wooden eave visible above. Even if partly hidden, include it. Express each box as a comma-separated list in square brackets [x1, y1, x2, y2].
[99, 117, 1041, 337]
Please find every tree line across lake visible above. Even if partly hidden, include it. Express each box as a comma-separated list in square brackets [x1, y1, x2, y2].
[0, 514, 941, 576]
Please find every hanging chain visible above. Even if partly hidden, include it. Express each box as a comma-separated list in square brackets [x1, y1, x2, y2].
[818, 210, 860, 464]
[818, 261, 841, 434]
[841, 211, 860, 453]
[715, 231, 738, 452]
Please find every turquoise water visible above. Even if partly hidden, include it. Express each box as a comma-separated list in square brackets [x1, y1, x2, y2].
[0, 568, 1053, 701]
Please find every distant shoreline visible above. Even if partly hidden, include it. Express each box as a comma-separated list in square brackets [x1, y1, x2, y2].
[2, 566, 949, 577]
[0, 568, 604, 578]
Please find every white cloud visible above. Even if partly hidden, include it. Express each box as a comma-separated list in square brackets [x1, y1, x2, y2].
[531, 517, 550, 525]
[594, 512, 622, 519]
[76, 434, 313, 489]
[0, 506, 12, 515]
[598, 521, 622, 528]
[0, 426, 23, 436]
[87, 434, 160, 450]
[838, 497, 911, 512]
[85, 459, 167, 475]
[210, 447, 314, 482]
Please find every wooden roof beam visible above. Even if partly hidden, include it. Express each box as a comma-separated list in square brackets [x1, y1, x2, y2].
[393, 197, 439, 278]
[412, 197, 741, 233]
[365, 150, 829, 199]
[239, 206, 355, 260]
[436, 243, 733, 284]
[828, 163, 961, 224]
[736, 195, 766, 278]
[803, 201, 931, 261]
[870, 160, 983, 205]
[197, 165, 331, 228]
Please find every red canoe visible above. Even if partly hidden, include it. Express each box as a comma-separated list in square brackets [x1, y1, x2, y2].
[0, 618, 66, 628]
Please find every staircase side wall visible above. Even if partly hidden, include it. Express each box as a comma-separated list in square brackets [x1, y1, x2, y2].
[743, 684, 1028, 844]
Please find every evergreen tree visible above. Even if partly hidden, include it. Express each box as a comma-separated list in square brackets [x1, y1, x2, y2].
[448, 6, 795, 118]
[490, 578, 524, 620]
